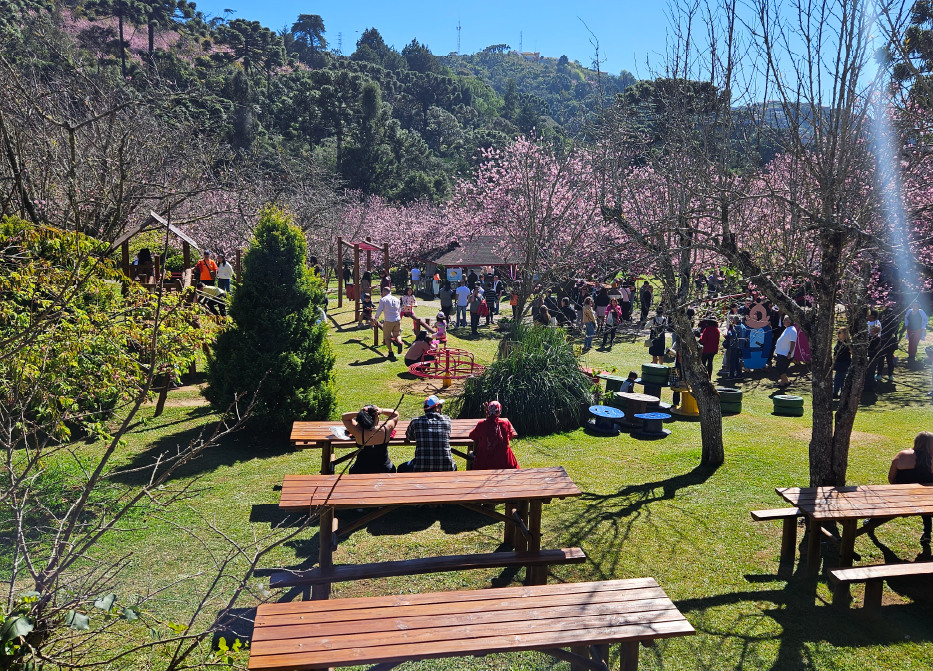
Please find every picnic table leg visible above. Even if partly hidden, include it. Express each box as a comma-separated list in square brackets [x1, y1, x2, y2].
[311, 506, 335, 600]
[516, 501, 529, 552]
[526, 499, 543, 585]
[779, 516, 797, 575]
[832, 519, 858, 607]
[319, 441, 334, 475]
[570, 646, 589, 671]
[806, 516, 822, 577]
[504, 501, 517, 547]
[619, 641, 639, 671]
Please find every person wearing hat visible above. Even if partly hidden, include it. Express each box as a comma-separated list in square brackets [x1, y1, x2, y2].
[468, 401, 518, 470]
[398, 396, 455, 472]
[195, 250, 217, 286]
[434, 311, 448, 345]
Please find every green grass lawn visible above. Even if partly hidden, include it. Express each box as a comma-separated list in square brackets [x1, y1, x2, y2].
[20, 294, 933, 670]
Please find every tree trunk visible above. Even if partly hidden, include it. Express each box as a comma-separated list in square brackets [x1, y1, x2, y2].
[669, 311, 725, 466]
[119, 13, 126, 79]
[148, 22, 155, 70]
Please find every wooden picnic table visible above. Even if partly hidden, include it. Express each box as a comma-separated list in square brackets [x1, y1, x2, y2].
[290, 419, 515, 475]
[777, 483, 933, 602]
[248, 578, 695, 671]
[277, 467, 581, 599]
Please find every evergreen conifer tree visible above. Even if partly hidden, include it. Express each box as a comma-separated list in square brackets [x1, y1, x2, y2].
[206, 206, 336, 430]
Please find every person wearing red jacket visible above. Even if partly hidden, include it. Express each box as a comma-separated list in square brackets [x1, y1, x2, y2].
[468, 401, 519, 470]
[699, 318, 721, 378]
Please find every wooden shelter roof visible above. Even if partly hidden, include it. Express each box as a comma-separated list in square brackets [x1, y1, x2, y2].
[113, 211, 200, 251]
[418, 236, 521, 267]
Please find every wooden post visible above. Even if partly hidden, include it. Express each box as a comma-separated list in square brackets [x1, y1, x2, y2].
[121, 241, 130, 278]
[619, 641, 639, 671]
[319, 441, 334, 475]
[337, 237, 344, 308]
[365, 236, 373, 270]
[354, 244, 361, 323]
[153, 374, 170, 418]
[832, 519, 858, 607]
[182, 242, 191, 271]
[806, 517, 822, 577]
[235, 249, 241, 282]
[383, 243, 390, 281]
[779, 516, 797, 575]
[311, 506, 335, 600]
[373, 322, 379, 348]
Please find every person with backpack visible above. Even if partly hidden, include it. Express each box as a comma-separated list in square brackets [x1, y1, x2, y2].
[469, 287, 485, 335]
[905, 301, 929, 364]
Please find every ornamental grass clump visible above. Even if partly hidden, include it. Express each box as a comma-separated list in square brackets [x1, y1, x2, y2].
[452, 322, 595, 436]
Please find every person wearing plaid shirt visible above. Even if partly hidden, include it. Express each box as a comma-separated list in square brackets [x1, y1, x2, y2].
[397, 396, 455, 472]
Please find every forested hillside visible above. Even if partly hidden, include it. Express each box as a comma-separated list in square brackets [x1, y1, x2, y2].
[0, 2, 633, 213]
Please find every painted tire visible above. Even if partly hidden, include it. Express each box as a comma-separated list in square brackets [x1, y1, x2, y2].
[642, 364, 669, 375]
[719, 390, 744, 403]
[720, 401, 742, 414]
[641, 374, 670, 384]
[773, 395, 804, 408]
[717, 387, 741, 394]
[774, 407, 805, 417]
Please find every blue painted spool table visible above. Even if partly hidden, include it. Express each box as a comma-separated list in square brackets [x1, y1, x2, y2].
[633, 412, 672, 438]
[587, 405, 624, 436]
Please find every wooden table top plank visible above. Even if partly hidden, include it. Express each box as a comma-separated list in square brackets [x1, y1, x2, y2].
[250, 608, 688, 656]
[248, 619, 695, 669]
[279, 467, 581, 509]
[255, 587, 670, 629]
[282, 466, 566, 481]
[253, 597, 677, 641]
[256, 577, 661, 616]
[776, 483, 933, 521]
[832, 563, 933, 582]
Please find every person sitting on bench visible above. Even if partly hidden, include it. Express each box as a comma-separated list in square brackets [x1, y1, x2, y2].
[341, 405, 399, 474]
[398, 395, 455, 472]
[888, 431, 933, 543]
[468, 401, 518, 470]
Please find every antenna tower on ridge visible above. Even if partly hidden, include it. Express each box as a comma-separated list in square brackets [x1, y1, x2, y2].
[520, 31, 522, 53]
[337, 32, 342, 54]
[457, 20, 461, 54]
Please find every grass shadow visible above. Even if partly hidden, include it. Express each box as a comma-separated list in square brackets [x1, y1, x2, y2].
[111, 423, 294, 487]
[563, 464, 719, 579]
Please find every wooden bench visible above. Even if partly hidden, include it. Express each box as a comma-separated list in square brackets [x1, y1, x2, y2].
[828, 563, 933, 609]
[248, 578, 695, 671]
[269, 547, 586, 588]
[751, 508, 804, 570]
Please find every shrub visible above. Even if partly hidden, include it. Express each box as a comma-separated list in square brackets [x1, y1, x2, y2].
[205, 207, 336, 430]
[451, 322, 595, 436]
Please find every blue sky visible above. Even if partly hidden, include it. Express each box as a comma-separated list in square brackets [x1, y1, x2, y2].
[193, 1, 669, 75]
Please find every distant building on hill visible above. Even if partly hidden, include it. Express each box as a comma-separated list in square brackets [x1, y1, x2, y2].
[520, 51, 541, 62]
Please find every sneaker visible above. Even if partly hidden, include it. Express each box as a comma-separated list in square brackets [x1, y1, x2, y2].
[396, 342, 403, 354]
[388, 352, 396, 361]
[887, 376, 894, 383]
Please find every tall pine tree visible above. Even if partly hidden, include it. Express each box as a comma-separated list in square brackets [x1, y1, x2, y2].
[206, 206, 336, 431]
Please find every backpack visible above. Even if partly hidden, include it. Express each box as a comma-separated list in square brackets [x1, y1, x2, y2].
[478, 300, 489, 317]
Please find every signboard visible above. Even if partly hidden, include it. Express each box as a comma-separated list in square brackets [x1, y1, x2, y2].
[446, 268, 463, 282]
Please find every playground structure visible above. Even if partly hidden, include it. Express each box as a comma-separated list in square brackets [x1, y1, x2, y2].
[337, 236, 389, 324]
[407, 348, 486, 388]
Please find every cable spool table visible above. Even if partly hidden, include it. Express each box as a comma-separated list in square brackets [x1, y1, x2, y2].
[597, 373, 628, 394]
[634, 379, 672, 410]
[587, 405, 624, 436]
[669, 386, 700, 417]
[615, 392, 659, 428]
[634, 412, 672, 438]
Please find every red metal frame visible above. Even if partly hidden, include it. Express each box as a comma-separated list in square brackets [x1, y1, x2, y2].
[407, 348, 485, 380]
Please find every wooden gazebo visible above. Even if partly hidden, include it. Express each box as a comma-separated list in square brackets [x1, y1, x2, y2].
[336, 236, 389, 323]
[113, 211, 202, 288]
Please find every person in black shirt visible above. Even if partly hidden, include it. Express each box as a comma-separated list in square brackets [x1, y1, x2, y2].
[559, 297, 577, 327]
[832, 327, 852, 399]
[878, 309, 898, 382]
[864, 325, 881, 393]
[342, 405, 399, 474]
[467, 269, 478, 290]
[639, 282, 653, 325]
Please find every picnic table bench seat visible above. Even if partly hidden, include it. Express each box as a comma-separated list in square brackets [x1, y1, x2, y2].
[248, 578, 695, 671]
[269, 547, 586, 588]
[751, 508, 804, 569]
[828, 562, 933, 609]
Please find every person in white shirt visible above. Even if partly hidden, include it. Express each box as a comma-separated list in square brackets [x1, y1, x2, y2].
[372, 286, 404, 360]
[867, 308, 881, 336]
[905, 300, 929, 364]
[773, 315, 797, 388]
[455, 280, 471, 328]
[215, 254, 235, 291]
[410, 266, 421, 292]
